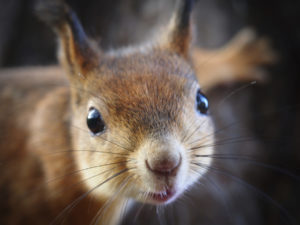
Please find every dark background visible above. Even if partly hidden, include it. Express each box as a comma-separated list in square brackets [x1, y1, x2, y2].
[0, 0, 299, 224]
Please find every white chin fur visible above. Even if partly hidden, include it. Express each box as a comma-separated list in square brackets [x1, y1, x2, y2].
[133, 134, 213, 204]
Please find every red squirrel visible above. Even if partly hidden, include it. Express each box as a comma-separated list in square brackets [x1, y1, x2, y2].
[0, 0, 275, 224]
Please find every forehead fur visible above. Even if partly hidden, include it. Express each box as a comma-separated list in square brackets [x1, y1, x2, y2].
[85, 50, 197, 137]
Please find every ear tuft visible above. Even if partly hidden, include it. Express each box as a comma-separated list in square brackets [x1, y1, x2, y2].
[159, 0, 195, 58]
[174, 0, 195, 31]
[35, 0, 100, 80]
[35, 0, 68, 28]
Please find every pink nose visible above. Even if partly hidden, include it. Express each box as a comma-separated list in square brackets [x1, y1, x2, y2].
[146, 154, 181, 176]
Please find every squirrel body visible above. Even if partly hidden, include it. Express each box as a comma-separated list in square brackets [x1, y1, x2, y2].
[0, 0, 275, 224]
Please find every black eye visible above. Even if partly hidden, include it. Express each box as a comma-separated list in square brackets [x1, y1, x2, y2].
[87, 107, 106, 135]
[196, 89, 209, 115]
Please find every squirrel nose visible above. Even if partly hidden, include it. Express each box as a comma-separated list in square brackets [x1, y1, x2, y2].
[146, 154, 181, 176]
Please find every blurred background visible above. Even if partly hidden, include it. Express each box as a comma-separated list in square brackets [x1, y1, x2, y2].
[0, 0, 299, 224]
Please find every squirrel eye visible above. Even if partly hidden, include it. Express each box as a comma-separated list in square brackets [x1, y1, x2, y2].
[87, 107, 106, 135]
[196, 89, 209, 115]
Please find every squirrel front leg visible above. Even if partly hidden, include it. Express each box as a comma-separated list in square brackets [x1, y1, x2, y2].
[192, 29, 277, 91]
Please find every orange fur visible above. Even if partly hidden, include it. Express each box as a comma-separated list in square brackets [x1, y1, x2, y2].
[0, 1, 275, 224]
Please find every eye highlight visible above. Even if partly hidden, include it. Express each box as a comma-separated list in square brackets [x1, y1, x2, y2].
[196, 89, 209, 115]
[87, 107, 106, 136]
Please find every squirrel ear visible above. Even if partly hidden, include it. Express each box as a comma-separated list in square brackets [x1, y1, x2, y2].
[36, 1, 100, 79]
[159, 0, 195, 58]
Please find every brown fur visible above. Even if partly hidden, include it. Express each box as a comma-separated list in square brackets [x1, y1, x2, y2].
[0, 1, 275, 224]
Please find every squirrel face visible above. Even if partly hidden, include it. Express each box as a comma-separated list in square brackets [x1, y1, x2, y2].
[36, 0, 275, 207]
[35, 0, 216, 205]
[69, 50, 214, 204]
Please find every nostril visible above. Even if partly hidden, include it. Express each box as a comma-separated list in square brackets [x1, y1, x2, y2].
[146, 155, 181, 176]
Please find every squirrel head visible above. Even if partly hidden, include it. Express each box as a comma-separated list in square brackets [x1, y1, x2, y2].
[36, 0, 214, 204]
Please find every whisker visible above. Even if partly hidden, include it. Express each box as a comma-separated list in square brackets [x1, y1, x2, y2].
[91, 174, 134, 225]
[193, 154, 300, 181]
[192, 162, 299, 225]
[189, 135, 285, 151]
[156, 205, 167, 225]
[187, 103, 300, 147]
[43, 149, 130, 157]
[133, 202, 146, 224]
[50, 168, 132, 225]
[0, 149, 131, 173]
[214, 81, 257, 109]
[180, 106, 203, 141]
[181, 82, 259, 147]
[72, 125, 133, 152]
[189, 137, 255, 150]
[23, 160, 134, 201]
[187, 120, 243, 146]
[46, 160, 134, 185]
[183, 177, 222, 225]
[50, 166, 121, 202]
[182, 120, 207, 143]
[201, 175, 235, 224]
[189, 139, 259, 154]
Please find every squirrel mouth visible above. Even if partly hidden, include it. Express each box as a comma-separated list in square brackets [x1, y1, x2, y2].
[147, 189, 176, 204]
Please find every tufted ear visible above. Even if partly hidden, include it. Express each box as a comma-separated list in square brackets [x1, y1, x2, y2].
[159, 0, 195, 58]
[36, 0, 100, 81]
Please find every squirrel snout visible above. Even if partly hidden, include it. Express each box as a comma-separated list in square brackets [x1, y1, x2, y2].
[145, 153, 181, 176]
